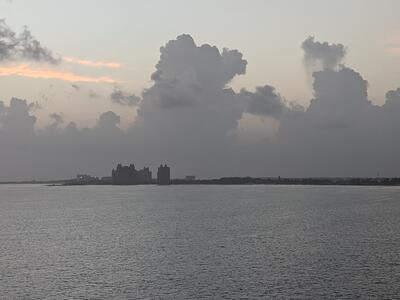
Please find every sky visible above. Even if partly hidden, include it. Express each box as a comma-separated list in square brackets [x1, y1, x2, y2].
[1, 0, 400, 180]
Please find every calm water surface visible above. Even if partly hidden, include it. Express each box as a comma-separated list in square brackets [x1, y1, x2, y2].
[0, 184, 399, 299]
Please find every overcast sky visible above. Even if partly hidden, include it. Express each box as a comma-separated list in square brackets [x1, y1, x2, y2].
[1, 0, 400, 180]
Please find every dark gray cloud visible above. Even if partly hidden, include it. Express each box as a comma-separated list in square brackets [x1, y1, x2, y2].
[28, 101, 42, 111]
[97, 111, 120, 129]
[385, 88, 400, 104]
[68, 84, 102, 99]
[46, 112, 64, 132]
[134, 34, 247, 174]
[240, 85, 302, 118]
[0, 97, 36, 137]
[274, 42, 396, 177]
[110, 87, 140, 106]
[0, 19, 59, 64]
[0, 101, 6, 119]
[302, 36, 346, 71]
[1, 35, 400, 180]
[148, 34, 247, 109]
[49, 112, 64, 124]
[306, 67, 371, 128]
[0, 98, 128, 180]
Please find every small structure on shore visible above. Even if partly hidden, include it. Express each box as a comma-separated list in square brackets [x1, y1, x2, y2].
[157, 164, 170, 185]
[112, 164, 152, 185]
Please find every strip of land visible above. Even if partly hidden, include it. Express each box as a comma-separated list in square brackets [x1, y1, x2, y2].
[1, 177, 400, 186]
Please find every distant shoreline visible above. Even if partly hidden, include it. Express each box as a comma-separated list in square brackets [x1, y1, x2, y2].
[1, 177, 400, 187]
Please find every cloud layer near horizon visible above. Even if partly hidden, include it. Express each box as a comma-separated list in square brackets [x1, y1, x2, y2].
[1, 34, 400, 180]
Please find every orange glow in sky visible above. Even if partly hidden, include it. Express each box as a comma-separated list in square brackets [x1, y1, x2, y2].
[0, 64, 117, 83]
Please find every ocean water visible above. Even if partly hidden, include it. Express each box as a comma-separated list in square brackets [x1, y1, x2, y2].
[0, 184, 399, 299]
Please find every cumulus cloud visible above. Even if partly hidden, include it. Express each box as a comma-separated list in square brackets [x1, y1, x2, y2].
[0, 97, 36, 137]
[151, 35, 246, 89]
[134, 34, 247, 174]
[0, 19, 59, 64]
[110, 87, 141, 106]
[306, 67, 371, 128]
[2, 35, 400, 180]
[240, 85, 303, 118]
[49, 112, 64, 124]
[302, 36, 346, 71]
[0, 98, 129, 180]
[385, 88, 400, 104]
[271, 37, 396, 176]
[45, 112, 64, 132]
[97, 111, 120, 129]
[28, 101, 42, 111]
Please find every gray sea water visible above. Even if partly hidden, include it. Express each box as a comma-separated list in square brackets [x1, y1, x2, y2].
[0, 184, 399, 299]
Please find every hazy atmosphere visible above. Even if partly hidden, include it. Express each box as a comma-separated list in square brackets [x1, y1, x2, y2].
[1, 0, 400, 180]
[2, 3, 400, 299]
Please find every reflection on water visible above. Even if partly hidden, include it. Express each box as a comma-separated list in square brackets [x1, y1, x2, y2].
[0, 184, 399, 299]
